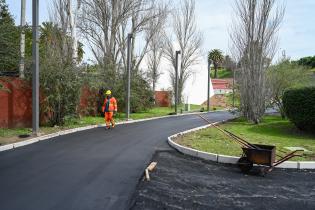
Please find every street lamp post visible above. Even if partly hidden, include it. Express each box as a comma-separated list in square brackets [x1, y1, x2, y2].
[175, 50, 181, 114]
[232, 68, 235, 107]
[207, 59, 212, 112]
[20, 0, 26, 78]
[126, 33, 133, 120]
[32, 0, 39, 135]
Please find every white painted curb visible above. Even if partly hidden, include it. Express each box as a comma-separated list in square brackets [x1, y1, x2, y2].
[0, 110, 225, 153]
[167, 121, 315, 170]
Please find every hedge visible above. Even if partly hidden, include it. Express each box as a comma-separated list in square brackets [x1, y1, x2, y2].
[283, 86, 315, 132]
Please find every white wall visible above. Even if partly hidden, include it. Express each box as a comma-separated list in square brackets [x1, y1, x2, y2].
[155, 57, 214, 105]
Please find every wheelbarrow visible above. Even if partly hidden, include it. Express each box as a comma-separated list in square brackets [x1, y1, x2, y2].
[198, 115, 303, 175]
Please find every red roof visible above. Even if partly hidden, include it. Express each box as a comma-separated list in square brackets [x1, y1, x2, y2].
[211, 79, 231, 90]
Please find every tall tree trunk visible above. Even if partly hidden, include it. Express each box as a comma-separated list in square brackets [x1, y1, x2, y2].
[152, 78, 156, 105]
[231, 0, 284, 123]
[68, 0, 80, 63]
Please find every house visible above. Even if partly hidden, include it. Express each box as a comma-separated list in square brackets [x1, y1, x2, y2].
[211, 79, 233, 95]
[202, 79, 233, 108]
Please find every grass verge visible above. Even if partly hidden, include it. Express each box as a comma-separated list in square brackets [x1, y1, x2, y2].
[176, 115, 315, 161]
[210, 68, 233, 78]
[0, 105, 204, 145]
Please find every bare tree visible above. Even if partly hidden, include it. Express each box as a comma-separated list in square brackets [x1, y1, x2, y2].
[164, 0, 202, 103]
[116, 0, 168, 72]
[145, 2, 168, 94]
[230, 0, 285, 123]
[78, 0, 136, 71]
[146, 31, 165, 94]
[79, 0, 168, 79]
[51, 0, 75, 65]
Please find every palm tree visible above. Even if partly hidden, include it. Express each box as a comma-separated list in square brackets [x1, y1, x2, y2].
[208, 49, 224, 78]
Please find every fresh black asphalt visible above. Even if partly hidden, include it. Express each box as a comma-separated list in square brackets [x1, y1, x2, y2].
[0, 111, 235, 210]
[131, 151, 315, 210]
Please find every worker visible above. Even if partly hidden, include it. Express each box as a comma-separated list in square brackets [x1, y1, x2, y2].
[102, 90, 118, 129]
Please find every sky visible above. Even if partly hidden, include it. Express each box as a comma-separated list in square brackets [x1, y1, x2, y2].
[7, 0, 315, 104]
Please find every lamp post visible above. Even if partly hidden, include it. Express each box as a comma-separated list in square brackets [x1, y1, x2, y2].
[32, 0, 39, 135]
[207, 59, 212, 112]
[175, 50, 181, 114]
[126, 33, 133, 120]
[20, 0, 26, 78]
[232, 67, 235, 107]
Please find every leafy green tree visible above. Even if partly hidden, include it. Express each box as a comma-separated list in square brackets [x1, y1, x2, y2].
[208, 49, 224, 78]
[266, 60, 312, 119]
[0, 0, 13, 24]
[0, 0, 19, 72]
[295, 56, 315, 68]
[39, 22, 82, 126]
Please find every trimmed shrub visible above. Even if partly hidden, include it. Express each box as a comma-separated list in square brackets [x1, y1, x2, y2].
[283, 86, 315, 132]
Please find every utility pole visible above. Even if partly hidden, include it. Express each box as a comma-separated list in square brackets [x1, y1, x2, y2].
[19, 0, 26, 78]
[175, 50, 181, 114]
[126, 33, 133, 120]
[207, 59, 212, 112]
[232, 68, 235, 107]
[32, 0, 39, 136]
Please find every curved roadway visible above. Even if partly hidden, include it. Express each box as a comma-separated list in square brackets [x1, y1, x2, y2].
[0, 111, 235, 210]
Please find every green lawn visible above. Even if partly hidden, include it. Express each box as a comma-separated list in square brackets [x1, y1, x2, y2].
[0, 105, 203, 144]
[226, 92, 240, 108]
[176, 115, 315, 161]
[210, 68, 233, 79]
[116, 105, 203, 120]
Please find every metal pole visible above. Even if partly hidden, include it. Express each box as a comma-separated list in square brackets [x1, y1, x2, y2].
[175, 51, 180, 114]
[207, 59, 211, 112]
[20, 0, 26, 78]
[232, 68, 235, 107]
[32, 0, 39, 135]
[126, 33, 133, 120]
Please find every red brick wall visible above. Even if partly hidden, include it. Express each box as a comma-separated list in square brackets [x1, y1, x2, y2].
[0, 78, 98, 128]
[78, 86, 98, 116]
[0, 78, 32, 128]
[155, 91, 171, 107]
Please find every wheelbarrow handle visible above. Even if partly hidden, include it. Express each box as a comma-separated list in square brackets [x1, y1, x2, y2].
[273, 150, 304, 167]
[198, 114, 258, 149]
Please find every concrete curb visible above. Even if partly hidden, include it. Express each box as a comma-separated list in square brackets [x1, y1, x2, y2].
[0, 110, 227, 153]
[167, 122, 315, 170]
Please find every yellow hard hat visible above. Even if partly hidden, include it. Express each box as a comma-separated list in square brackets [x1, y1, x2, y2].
[105, 90, 112, 95]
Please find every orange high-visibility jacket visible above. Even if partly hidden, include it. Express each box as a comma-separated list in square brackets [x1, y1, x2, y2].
[102, 97, 117, 112]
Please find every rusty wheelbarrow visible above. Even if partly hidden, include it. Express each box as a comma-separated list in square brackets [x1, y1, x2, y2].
[198, 115, 303, 175]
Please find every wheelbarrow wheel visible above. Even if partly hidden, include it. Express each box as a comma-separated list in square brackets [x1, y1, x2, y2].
[238, 157, 253, 173]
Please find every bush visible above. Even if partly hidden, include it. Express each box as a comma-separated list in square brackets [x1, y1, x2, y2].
[266, 60, 311, 119]
[283, 86, 315, 132]
[39, 23, 82, 126]
[296, 56, 315, 68]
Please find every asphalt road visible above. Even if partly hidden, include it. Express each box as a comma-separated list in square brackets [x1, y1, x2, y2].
[131, 151, 315, 210]
[0, 111, 235, 210]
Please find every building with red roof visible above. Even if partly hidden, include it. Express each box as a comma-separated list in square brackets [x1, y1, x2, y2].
[211, 79, 233, 95]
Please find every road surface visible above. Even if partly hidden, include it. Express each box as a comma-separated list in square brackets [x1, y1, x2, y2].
[0, 111, 235, 210]
[131, 151, 315, 210]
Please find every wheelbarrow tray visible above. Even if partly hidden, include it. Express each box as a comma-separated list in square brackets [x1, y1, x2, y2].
[241, 144, 276, 166]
